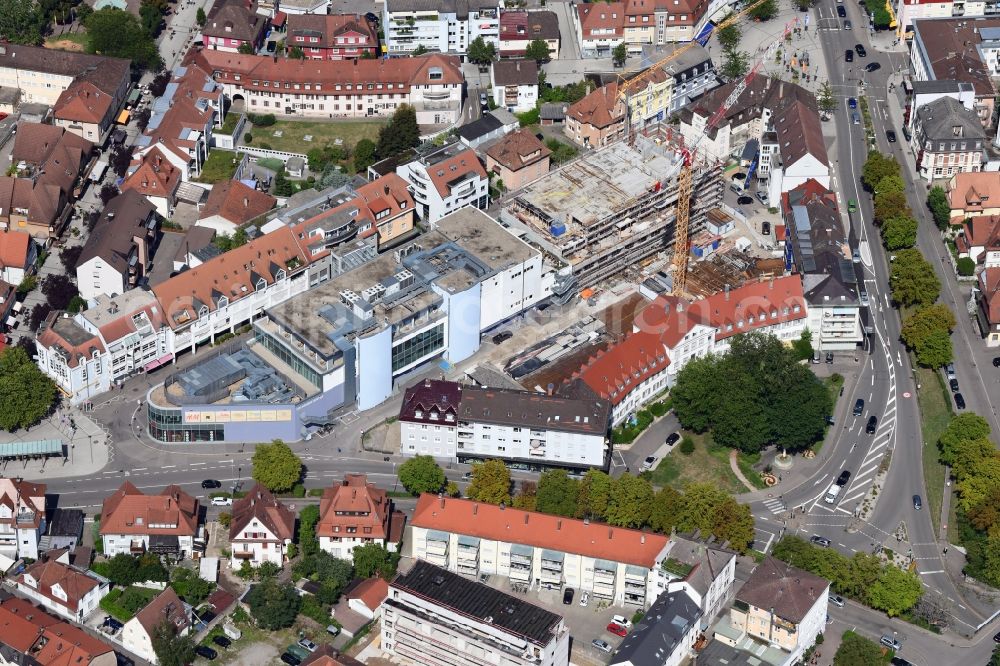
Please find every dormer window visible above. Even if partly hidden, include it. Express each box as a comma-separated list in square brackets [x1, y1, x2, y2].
[198, 305, 209, 318]
[415, 410, 423, 418]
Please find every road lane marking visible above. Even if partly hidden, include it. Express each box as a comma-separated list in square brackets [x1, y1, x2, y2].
[919, 570, 945, 575]
[190, 462, 206, 466]
[162, 465, 176, 468]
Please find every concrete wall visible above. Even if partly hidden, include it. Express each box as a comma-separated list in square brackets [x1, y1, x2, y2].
[356, 327, 394, 410]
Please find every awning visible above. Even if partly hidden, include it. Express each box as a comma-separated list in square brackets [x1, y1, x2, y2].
[143, 353, 174, 372]
[117, 109, 130, 124]
[5, 316, 15, 326]
[12, 301, 22, 312]
[0, 440, 62, 459]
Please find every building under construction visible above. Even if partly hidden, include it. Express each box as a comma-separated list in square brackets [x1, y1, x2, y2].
[499, 132, 723, 291]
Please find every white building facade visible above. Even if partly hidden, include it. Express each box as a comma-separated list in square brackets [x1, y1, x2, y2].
[383, 0, 502, 56]
[395, 144, 490, 224]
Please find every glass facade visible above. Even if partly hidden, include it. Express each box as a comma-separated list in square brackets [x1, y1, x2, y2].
[391, 324, 445, 372]
[148, 402, 224, 443]
[254, 328, 324, 389]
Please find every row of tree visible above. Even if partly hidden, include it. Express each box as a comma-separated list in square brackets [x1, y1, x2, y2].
[939, 414, 1000, 588]
[773, 536, 923, 618]
[671, 332, 832, 453]
[0, 346, 58, 432]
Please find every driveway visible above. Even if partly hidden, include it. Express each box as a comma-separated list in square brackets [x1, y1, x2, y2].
[617, 413, 680, 476]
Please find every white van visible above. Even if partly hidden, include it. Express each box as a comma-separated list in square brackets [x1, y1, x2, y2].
[824, 484, 841, 505]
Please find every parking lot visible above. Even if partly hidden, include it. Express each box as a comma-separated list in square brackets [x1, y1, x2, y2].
[480, 575, 637, 665]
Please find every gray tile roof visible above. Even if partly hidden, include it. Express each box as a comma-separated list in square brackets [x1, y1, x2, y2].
[611, 591, 701, 666]
[915, 96, 985, 142]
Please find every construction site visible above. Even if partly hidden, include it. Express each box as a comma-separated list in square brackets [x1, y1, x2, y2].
[498, 127, 723, 292]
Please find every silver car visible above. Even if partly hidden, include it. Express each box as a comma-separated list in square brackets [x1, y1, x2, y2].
[592, 639, 613, 653]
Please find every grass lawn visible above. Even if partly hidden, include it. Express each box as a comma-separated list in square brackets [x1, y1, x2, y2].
[916, 367, 953, 533]
[99, 586, 157, 622]
[45, 32, 88, 51]
[647, 431, 760, 494]
[196, 151, 246, 184]
[816, 373, 847, 452]
[248, 119, 386, 155]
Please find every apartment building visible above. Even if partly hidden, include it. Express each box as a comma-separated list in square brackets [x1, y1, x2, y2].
[202, 0, 267, 53]
[383, 0, 502, 56]
[229, 484, 295, 567]
[781, 179, 863, 351]
[286, 14, 379, 60]
[720, 557, 829, 665]
[317, 474, 405, 561]
[485, 128, 552, 191]
[565, 83, 626, 149]
[0, 44, 130, 139]
[75, 190, 158, 302]
[395, 142, 489, 223]
[491, 60, 539, 113]
[398, 379, 611, 470]
[913, 96, 985, 179]
[121, 588, 192, 665]
[657, 535, 737, 629]
[99, 482, 200, 558]
[574, 0, 709, 57]
[0, 477, 46, 560]
[611, 590, 702, 666]
[977, 266, 1000, 344]
[16, 557, 110, 622]
[191, 49, 464, 124]
[408, 494, 671, 608]
[383, 560, 570, 666]
[499, 11, 561, 59]
[0, 597, 116, 666]
[948, 171, 1000, 222]
[576, 2, 625, 58]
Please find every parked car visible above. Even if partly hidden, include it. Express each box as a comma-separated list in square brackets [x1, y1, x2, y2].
[606, 623, 628, 637]
[848, 199, 858, 213]
[280, 654, 301, 666]
[848, 97, 858, 110]
[865, 62, 881, 72]
[480, 92, 489, 108]
[829, 594, 846, 607]
[994, 357, 1000, 368]
[946, 363, 956, 379]
[880, 635, 902, 651]
[194, 646, 217, 660]
[860, 290, 869, 305]
[886, 130, 897, 143]
[641, 455, 657, 471]
[762, 221, 771, 235]
[836, 470, 851, 486]
[852, 112, 861, 124]
[297, 639, 318, 653]
[201, 480, 221, 489]
[737, 195, 753, 205]
[950, 378, 959, 393]
[611, 614, 633, 629]
[666, 432, 681, 446]
[492, 331, 513, 344]
[102, 617, 124, 634]
[852, 248, 861, 263]
[837, 4, 846, 15]
[845, 49, 854, 62]
[810, 535, 832, 547]
[866, 415, 878, 434]
[755, 191, 769, 206]
[993, 631, 1000, 643]
[592, 639, 613, 653]
[563, 587, 574, 604]
[212, 636, 231, 649]
[211, 496, 232, 506]
[843, 19, 851, 29]
[326, 625, 341, 637]
[825, 352, 834, 364]
[913, 495, 922, 510]
[855, 44, 867, 57]
[580, 592, 589, 607]
[955, 393, 966, 409]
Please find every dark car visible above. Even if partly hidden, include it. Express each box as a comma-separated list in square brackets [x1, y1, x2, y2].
[201, 480, 221, 489]
[102, 616, 124, 632]
[955, 392, 966, 409]
[855, 44, 867, 57]
[666, 432, 681, 446]
[211, 636, 231, 649]
[492, 331, 513, 344]
[737, 195, 753, 205]
[837, 470, 851, 486]
[853, 398, 864, 416]
[913, 495, 922, 510]
[837, 4, 846, 16]
[993, 631, 1000, 643]
[810, 535, 832, 547]
[950, 378, 959, 392]
[886, 130, 897, 143]
[866, 415, 878, 434]
[825, 352, 834, 364]
[280, 654, 302, 666]
[761, 221, 771, 235]
[194, 646, 217, 661]
[845, 49, 854, 62]
[865, 62, 881, 72]
[848, 97, 857, 109]
[994, 357, 1000, 367]
[563, 587, 574, 604]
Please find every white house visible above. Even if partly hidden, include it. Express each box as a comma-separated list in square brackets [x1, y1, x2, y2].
[228, 484, 295, 568]
[656, 535, 737, 629]
[75, 190, 157, 302]
[0, 477, 46, 561]
[408, 494, 671, 608]
[344, 577, 388, 620]
[0, 230, 36, 286]
[395, 143, 489, 224]
[99, 482, 200, 559]
[399, 379, 611, 470]
[122, 587, 191, 665]
[317, 474, 405, 561]
[491, 60, 539, 113]
[16, 556, 110, 622]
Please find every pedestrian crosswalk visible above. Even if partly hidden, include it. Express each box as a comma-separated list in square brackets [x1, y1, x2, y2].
[762, 497, 787, 515]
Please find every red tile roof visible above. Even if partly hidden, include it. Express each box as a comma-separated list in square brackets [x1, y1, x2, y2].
[0, 599, 51, 652]
[577, 2, 625, 37]
[979, 266, 1000, 323]
[573, 330, 670, 405]
[199, 180, 276, 227]
[133, 587, 190, 637]
[99, 481, 199, 537]
[286, 14, 377, 50]
[485, 128, 551, 173]
[36, 312, 105, 370]
[948, 172, 1000, 220]
[18, 560, 101, 613]
[411, 494, 669, 567]
[960, 215, 1000, 256]
[425, 148, 488, 199]
[567, 83, 624, 130]
[347, 577, 388, 612]
[0, 477, 46, 531]
[203, 0, 266, 44]
[30, 623, 113, 666]
[318, 474, 399, 543]
[0, 230, 32, 271]
[54, 81, 114, 126]
[123, 146, 182, 201]
[229, 483, 294, 543]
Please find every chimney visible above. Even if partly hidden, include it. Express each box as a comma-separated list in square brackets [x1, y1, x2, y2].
[384, 184, 390, 195]
[546, 382, 554, 396]
[584, 517, 590, 525]
[557, 520, 562, 530]
[473, 504, 478, 515]
[608, 527, 613, 539]
[439, 493, 445, 508]
[724, 284, 730, 300]
[769, 276, 774, 289]
[244, 197, 249, 207]
[641, 534, 645, 544]
[500, 502, 506, 510]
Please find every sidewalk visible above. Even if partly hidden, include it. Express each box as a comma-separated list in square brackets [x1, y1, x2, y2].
[0, 407, 109, 480]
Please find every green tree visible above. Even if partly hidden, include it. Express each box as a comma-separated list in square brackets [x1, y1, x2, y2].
[398, 455, 445, 495]
[876, 174, 906, 195]
[0, 0, 41, 45]
[101, 554, 140, 585]
[889, 248, 941, 307]
[868, 565, 923, 616]
[353, 542, 400, 578]
[0, 347, 57, 432]
[676, 483, 727, 534]
[710, 497, 755, 553]
[605, 475, 654, 528]
[151, 620, 196, 666]
[874, 190, 910, 224]
[524, 38, 552, 62]
[376, 105, 420, 159]
[354, 138, 378, 173]
[648, 486, 683, 534]
[670, 355, 725, 433]
[85, 8, 161, 70]
[535, 470, 579, 517]
[901, 304, 956, 368]
[467, 36, 497, 64]
[251, 440, 302, 493]
[238, 42, 256, 54]
[955, 453, 1000, 512]
[612, 42, 628, 67]
[871, 4, 892, 29]
[992, 644, 1000, 666]
[575, 469, 612, 520]
[245, 579, 301, 629]
[939, 413, 992, 466]
[817, 81, 837, 116]
[791, 329, 814, 361]
[927, 186, 952, 230]
[466, 459, 512, 505]
[512, 480, 537, 510]
[76, 3, 94, 23]
[721, 46, 750, 79]
[834, 631, 889, 665]
[297, 504, 321, 557]
[716, 22, 741, 51]
[770, 365, 832, 451]
[196, 6, 206, 25]
[861, 152, 901, 191]
[289, 46, 305, 59]
[749, 0, 778, 19]
[957, 256, 976, 276]
[881, 215, 918, 250]
[413, 45, 429, 55]
[950, 438, 996, 482]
